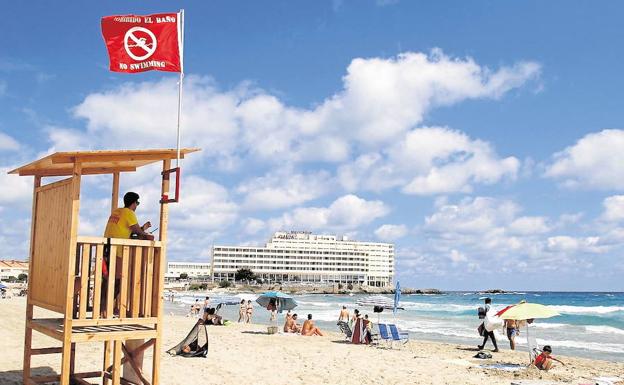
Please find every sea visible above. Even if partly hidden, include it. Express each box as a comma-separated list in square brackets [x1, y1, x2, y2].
[164, 291, 624, 362]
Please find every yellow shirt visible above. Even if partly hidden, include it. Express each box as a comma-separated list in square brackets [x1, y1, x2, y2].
[104, 207, 138, 239]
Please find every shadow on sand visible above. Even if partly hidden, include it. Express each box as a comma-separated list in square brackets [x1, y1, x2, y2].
[0, 366, 57, 385]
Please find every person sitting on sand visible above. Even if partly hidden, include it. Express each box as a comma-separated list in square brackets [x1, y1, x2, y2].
[534, 345, 564, 370]
[338, 306, 350, 323]
[301, 314, 324, 336]
[284, 313, 301, 333]
[246, 300, 253, 323]
[201, 307, 223, 325]
[238, 299, 246, 322]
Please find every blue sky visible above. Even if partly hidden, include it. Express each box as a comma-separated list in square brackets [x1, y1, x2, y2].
[2, 1, 624, 291]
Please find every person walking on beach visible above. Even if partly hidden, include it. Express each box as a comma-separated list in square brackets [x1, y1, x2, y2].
[238, 299, 246, 322]
[246, 300, 253, 323]
[505, 319, 519, 350]
[478, 298, 499, 352]
[338, 306, 350, 323]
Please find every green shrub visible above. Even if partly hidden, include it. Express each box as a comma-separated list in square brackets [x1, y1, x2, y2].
[218, 280, 233, 288]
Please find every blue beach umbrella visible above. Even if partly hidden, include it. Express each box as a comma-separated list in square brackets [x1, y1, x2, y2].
[255, 291, 298, 313]
[393, 281, 401, 316]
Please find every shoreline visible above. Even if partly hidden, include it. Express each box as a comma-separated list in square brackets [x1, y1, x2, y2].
[2, 297, 622, 385]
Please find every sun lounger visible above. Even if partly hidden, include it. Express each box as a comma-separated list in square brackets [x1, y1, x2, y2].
[377, 323, 393, 348]
[337, 321, 352, 340]
[388, 324, 409, 347]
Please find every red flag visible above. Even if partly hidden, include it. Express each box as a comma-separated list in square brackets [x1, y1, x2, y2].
[101, 13, 182, 73]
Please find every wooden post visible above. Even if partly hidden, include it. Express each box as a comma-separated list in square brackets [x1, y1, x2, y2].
[111, 172, 120, 212]
[152, 159, 170, 385]
[23, 176, 41, 385]
[61, 162, 82, 385]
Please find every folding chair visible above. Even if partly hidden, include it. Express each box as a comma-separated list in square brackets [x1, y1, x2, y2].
[377, 323, 393, 348]
[337, 321, 352, 340]
[388, 324, 409, 348]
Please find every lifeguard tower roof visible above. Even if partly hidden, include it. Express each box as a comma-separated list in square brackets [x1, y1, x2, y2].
[9, 148, 200, 177]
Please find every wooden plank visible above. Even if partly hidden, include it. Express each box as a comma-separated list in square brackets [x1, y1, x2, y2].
[62, 164, 82, 385]
[112, 340, 122, 385]
[29, 298, 65, 314]
[72, 317, 158, 327]
[69, 376, 92, 385]
[79, 244, 90, 319]
[51, 148, 197, 164]
[153, 158, 171, 385]
[119, 246, 130, 319]
[28, 320, 63, 341]
[143, 247, 154, 317]
[31, 347, 63, 355]
[31, 374, 61, 383]
[103, 341, 112, 385]
[106, 246, 117, 318]
[106, 339, 155, 372]
[112, 172, 120, 211]
[74, 371, 103, 379]
[131, 247, 142, 318]
[22, 166, 136, 177]
[72, 329, 158, 343]
[30, 177, 74, 312]
[93, 244, 103, 320]
[121, 343, 150, 385]
[34, 176, 72, 193]
[23, 176, 40, 385]
[77, 236, 162, 248]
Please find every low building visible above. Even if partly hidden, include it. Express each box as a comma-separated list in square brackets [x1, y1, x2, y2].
[165, 261, 211, 280]
[211, 231, 394, 287]
[0, 260, 29, 280]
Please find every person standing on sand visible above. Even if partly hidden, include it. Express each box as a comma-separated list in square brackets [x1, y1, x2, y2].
[478, 298, 499, 352]
[505, 319, 519, 350]
[246, 300, 253, 323]
[338, 306, 350, 323]
[238, 299, 246, 322]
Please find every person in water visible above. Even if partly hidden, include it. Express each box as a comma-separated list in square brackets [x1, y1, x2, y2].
[534, 345, 565, 370]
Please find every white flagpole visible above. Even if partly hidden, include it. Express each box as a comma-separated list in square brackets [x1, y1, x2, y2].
[175, 9, 185, 167]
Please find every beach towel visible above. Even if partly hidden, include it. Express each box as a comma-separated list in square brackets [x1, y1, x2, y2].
[167, 321, 208, 358]
[351, 317, 365, 344]
[478, 363, 524, 372]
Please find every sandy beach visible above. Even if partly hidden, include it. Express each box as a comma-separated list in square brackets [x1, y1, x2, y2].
[0, 297, 622, 385]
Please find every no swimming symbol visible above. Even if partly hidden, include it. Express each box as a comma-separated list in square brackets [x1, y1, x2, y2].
[124, 27, 157, 61]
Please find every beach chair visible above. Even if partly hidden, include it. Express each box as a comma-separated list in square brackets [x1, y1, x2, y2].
[377, 323, 393, 348]
[388, 324, 409, 347]
[337, 321, 352, 340]
[527, 327, 541, 363]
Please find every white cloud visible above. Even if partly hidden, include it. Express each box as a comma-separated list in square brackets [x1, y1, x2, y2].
[508, 216, 551, 235]
[546, 235, 606, 254]
[0, 167, 33, 206]
[70, 50, 539, 168]
[268, 194, 389, 231]
[338, 127, 519, 195]
[237, 169, 332, 210]
[545, 129, 624, 190]
[0, 131, 20, 151]
[601, 195, 624, 222]
[374, 224, 408, 241]
[242, 218, 265, 235]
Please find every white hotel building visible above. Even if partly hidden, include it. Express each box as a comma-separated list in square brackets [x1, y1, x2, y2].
[210, 231, 394, 287]
[165, 261, 211, 280]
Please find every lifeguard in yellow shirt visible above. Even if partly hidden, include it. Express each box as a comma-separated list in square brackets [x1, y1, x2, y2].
[102, 192, 154, 316]
[104, 191, 154, 241]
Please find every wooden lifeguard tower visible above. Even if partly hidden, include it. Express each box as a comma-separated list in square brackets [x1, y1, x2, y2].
[10, 148, 199, 385]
